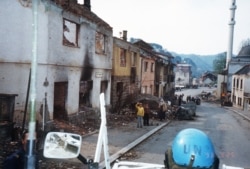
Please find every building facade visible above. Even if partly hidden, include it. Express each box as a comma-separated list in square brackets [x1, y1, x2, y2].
[154, 52, 175, 99]
[111, 34, 140, 112]
[227, 44, 250, 92]
[175, 64, 192, 87]
[231, 65, 250, 111]
[0, 0, 113, 126]
[133, 40, 156, 95]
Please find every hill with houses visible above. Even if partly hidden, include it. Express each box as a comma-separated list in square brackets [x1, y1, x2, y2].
[149, 42, 222, 78]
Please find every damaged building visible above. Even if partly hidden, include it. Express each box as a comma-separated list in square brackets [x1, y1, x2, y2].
[0, 0, 113, 128]
[111, 32, 141, 113]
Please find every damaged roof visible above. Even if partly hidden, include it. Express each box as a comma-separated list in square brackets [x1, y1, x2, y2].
[51, 0, 112, 30]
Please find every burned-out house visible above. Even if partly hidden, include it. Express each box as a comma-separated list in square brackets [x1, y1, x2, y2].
[133, 40, 156, 95]
[111, 32, 141, 112]
[200, 72, 217, 86]
[175, 63, 192, 87]
[0, 0, 113, 127]
[154, 52, 175, 99]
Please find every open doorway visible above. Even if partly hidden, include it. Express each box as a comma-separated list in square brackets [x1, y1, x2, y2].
[79, 80, 93, 107]
[54, 82, 68, 120]
[101, 80, 108, 94]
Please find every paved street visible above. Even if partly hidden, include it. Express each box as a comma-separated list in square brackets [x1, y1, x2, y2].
[126, 102, 250, 169]
[3, 88, 250, 169]
[61, 97, 250, 169]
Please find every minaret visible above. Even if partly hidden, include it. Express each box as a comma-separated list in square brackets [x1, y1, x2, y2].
[226, 0, 237, 69]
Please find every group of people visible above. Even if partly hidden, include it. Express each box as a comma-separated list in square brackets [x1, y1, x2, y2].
[135, 99, 169, 128]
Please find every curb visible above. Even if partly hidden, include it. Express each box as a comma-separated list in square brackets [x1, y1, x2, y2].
[99, 120, 171, 168]
[82, 130, 99, 138]
[229, 109, 250, 122]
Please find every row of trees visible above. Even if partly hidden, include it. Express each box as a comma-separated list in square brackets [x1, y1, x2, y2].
[213, 52, 226, 74]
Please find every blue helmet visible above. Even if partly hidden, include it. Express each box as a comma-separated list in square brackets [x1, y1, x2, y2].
[172, 128, 215, 168]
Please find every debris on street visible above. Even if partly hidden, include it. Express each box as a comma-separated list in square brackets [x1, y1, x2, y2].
[119, 150, 138, 160]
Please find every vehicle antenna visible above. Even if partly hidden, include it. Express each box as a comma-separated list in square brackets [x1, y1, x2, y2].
[25, 0, 39, 168]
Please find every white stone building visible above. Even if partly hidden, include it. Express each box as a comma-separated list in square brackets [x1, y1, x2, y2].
[0, 0, 113, 125]
[174, 63, 192, 87]
[227, 44, 250, 92]
[231, 65, 250, 111]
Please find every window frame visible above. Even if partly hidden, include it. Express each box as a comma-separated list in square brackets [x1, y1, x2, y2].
[120, 48, 126, 67]
[151, 62, 154, 72]
[95, 32, 106, 55]
[63, 18, 79, 47]
[131, 52, 136, 67]
[144, 61, 148, 72]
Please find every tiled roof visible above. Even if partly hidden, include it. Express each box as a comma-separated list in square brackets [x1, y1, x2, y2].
[237, 44, 250, 57]
[234, 64, 250, 75]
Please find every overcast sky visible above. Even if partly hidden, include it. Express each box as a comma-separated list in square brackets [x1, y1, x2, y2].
[79, 0, 250, 55]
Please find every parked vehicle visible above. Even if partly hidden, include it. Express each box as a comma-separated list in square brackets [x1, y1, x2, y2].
[175, 106, 194, 120]
[181, 101, 197, 116]
[200, 91, 211, 100]
[193, 97, 201, 105]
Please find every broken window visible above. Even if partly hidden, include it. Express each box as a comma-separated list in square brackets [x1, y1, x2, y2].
[144, 61, 148, 72]
[63, 19, 79, 47]
[240, 79, 243, 89]
[131, 52, 136, 67]
[120, 48, 126, 67]
[130, 67, 136, 83]
[95, 32, 106, 54]
[151, 63, 154, 72]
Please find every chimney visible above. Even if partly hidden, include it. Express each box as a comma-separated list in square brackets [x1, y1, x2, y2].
[84, 0, 91, 11]
[122, 30, 127, 41]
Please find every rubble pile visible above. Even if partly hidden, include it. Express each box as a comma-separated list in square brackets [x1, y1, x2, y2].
[0, 111, 139, 169]
[1, 93, 162, 168]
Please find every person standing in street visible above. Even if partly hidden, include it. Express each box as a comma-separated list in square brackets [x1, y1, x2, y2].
[143, 103, 150, 126]
[135, 102, 144, 128]
[158, 99, 167, 121]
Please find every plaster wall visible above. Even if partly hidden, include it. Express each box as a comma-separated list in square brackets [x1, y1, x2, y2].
[0, 0, 112, 123]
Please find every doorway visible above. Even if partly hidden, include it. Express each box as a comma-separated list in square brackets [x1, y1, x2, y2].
[54, 82, 68, 120]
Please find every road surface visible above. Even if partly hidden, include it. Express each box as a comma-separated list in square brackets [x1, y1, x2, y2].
[129, 102, 250, 169]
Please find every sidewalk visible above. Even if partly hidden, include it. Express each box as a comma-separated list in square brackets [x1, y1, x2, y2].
[80, 118, 170, 168]
[226, 106, 250, 122]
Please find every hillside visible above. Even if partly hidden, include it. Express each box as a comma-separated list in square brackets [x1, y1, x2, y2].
[171, 53, 218, 77]
[150, 43, 221, 77]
